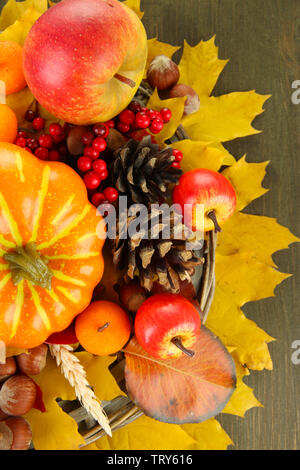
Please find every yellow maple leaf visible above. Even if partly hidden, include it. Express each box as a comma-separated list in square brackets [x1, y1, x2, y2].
[218, 212, 299, 268]
[178, 37, 229, 97]
[146, 88, 186, 144]
[182, 92, 271, 143]
[0, 0, 47, 31]
[76, 351, 126, 402]
[0, 1, 48, 124]
[206, 287, 275, 370]
[222, 353, 263, 416]
[0, 2, 47, 45]
[122, 0, 144, 19]
[25, 353, 124, 450]
[212, 142, 237, 166]
[181, 419, 233, 450]
[24, 355, 84, 450]
[83, 415, 196, 450]
[222, 156, 269, 211]
[202, 157, 298, 373]
[170, 139, 231, 173]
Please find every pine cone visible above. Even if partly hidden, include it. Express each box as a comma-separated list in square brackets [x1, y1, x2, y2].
[111, 136, 182, 204]
[112, 207, 204, 293]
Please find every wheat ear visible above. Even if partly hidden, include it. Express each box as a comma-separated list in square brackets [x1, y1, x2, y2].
[49, 344, 112, 437]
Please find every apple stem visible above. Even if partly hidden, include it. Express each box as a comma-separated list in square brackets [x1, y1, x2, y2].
[35, 100, 40, 116]
[207, 210, 222, 233]
[114, 73, 136, 89]
[98, 322, 109, 333]
[171, 337, 195, 358]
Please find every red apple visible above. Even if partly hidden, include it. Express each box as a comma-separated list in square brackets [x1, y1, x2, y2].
[172, 168, 236, 232]
[23, 0, 148, 125]
[134, 293, 201, 360]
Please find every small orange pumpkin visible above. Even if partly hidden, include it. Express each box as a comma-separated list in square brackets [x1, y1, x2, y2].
[0, 143, 105, 349]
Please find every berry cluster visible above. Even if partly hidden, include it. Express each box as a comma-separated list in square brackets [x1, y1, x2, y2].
[15, 101, 181, 208]
[171, 148, 183, 169]
[70, 103, 174, 207]
[15, 110, 69, 162]
[76, 121, 119, 206]
[116, 101, 172, 136]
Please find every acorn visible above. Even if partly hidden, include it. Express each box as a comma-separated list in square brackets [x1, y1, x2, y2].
[16, 344, 48, 376]
[0, 375, 37, 416]
[0, 417, 32, 450]
[168, 83, 200, 116]
[0, 357, 16, 382]
[147, 55, 180, 91]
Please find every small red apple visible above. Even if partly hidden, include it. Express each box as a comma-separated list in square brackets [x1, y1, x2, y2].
[172, 168, 236, 232]
[134, 293, 201, 360]
[23, 0, 148, 125]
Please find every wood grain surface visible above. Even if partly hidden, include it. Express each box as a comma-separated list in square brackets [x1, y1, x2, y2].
[1, 0, 299, 450]
[139, 0, 300, 450]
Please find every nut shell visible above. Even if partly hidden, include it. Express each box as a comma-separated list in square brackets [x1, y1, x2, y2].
[0, 357, 16, 382]
[66, 125, 86, 155]
[168, 83, 200, 115]
[5, 417, 32, 450]
[0, 421, 13, 450]
[118, 281, 147, 313]
[16, 344, 48, 376]
[0, 408, 9, 421]
[147, 55, 180, 91]
[0, 375, 37, 416]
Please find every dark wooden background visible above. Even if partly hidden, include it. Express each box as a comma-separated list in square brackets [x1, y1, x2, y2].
[1, 0, 300, 450]
[139, 0, 300, 450]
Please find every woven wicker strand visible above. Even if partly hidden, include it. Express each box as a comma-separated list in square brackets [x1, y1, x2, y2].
[199, 231, 217, 324]
[79, 405, 143, 447]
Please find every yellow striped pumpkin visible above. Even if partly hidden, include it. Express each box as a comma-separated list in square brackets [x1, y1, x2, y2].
[0, 143, 105, 349]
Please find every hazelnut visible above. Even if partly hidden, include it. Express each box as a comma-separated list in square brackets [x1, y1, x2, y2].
[16, 344, 48, 376]
[168, 83, 200, 116]
[0, 408, 9, 421]
[147, 55, 180, 91]
[0, 421, 13, 450]
[0, 357, 16, 382]
[118, 280, 148, 313]
[106, 128, 127, 151]
[0, 375, 37, 416]
[66, 125, 86, 155]
[0, 417, 32, 450]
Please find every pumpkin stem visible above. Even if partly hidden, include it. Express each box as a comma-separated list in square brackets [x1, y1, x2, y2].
[3, 242, 53, 290]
